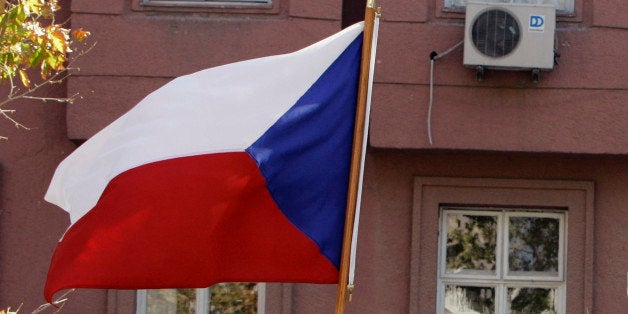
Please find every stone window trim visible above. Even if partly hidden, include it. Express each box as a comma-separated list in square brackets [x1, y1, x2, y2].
[410, 177, 594, 313]
[132, 0, 279, 14]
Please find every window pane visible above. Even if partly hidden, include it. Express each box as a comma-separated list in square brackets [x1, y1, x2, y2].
[146, 289, 197, 314]
[444, 285, 495, 314]
[210, 283, 258, 314]
[444, 0, 573, 14]
[508, 216, 560, 277]
[507, 287, 558, 314]
[445, 213, 497, 275]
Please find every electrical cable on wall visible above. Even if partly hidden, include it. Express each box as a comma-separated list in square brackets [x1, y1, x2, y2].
[428, 40, 463, 145]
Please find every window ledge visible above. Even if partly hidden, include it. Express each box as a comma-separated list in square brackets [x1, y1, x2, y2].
[133, 0, 279, 14]
[436, 2, 582, 23]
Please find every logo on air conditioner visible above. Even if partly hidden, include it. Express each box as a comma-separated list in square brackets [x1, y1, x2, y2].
[529, 15, 545, 32]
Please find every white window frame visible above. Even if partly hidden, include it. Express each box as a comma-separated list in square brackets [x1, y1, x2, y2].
[504, 211, 566, 282]
[439, 209, 503, 280]
[444, 0, 575, 15]
[437, 207, 567, 314]
[136, 284, 266, 314]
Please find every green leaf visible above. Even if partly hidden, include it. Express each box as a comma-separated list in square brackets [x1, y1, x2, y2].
[0, 0, 89, 84]
[25, 0, 44, 15]
[29, 48, 44, 67]
[19, 69, 30, 87]
[14, 3, 26, 22]
[46, 26, 67, 53]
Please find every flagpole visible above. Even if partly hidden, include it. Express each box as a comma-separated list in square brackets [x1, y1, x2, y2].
[335, 1, 377, 313]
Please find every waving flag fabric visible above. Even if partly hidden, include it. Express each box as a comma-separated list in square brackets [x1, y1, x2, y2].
[44, 22, 364, 302]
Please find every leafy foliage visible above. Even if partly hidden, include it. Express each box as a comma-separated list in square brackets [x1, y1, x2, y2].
[0, 306, 20, 314]
[509, 287, 557, 313]
[446, 214, 497, 272]
[0, 0, 88, 86]
[0, 0, 91, 140]
[509, 217, 559, 272]
[210, 283, 258, 314]
[146, 284, 258, 314]
[1, 288, 73, 313]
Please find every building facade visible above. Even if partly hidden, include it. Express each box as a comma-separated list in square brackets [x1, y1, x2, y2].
[0, 0, 626, 313]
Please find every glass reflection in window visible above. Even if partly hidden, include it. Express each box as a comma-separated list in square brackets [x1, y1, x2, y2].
[445, 213, 498, 275]
[508, 216, 560, 277]
[507, 287, 558, 314]
[445, 285, 495, 314]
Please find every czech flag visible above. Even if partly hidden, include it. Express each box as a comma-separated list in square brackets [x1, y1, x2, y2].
[44, 22, 364, 302]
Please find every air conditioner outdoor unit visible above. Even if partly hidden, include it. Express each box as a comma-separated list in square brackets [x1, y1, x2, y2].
[463, 1, 556, 71]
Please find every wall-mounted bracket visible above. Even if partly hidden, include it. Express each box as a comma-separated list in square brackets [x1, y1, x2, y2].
[531, 69, 540, 83]
[476, 66, 485, 82]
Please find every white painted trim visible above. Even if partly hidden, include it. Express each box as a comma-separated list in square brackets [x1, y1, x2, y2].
[196, 288, 209, 314]
[257, 283, 266, 313]
[439, 208, 501, 280]
[136, 290, 147, 313]
[437, 207, 567, 314]
[503, 211, 566, 282]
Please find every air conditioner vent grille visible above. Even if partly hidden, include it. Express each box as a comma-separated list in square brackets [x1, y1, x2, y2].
[471, 9, 520, 58]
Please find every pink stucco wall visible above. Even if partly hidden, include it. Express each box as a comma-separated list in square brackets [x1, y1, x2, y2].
[369, 0, 627, 154]
[0, 0, 626, 313]
[65, 0, 628, 153]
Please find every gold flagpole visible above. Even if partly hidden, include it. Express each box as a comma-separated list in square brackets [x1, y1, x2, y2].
[335, 1, 377, 313]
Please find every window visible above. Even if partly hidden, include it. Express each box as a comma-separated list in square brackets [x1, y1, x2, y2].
[444, 0, 575, 15]
[409, 178, 594, 313]
[438, 207, 566, 313]
[136, 283, 265, 314]
[141, 0, 271, 8]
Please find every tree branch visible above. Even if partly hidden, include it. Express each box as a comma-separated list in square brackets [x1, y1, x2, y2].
[0, 42, 96, 140]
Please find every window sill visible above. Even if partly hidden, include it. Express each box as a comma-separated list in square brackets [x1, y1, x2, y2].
[133, 0, 280, 14]
[436, 4, 582, 23]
